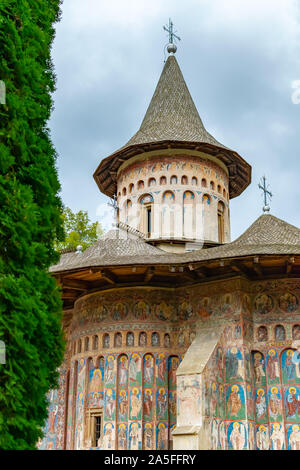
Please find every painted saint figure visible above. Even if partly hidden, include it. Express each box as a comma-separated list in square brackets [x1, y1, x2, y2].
[130, 389, 142, 419]
[143, 425, 153, 450]
[230, 422, 245, 450]
[267, 350, 279, 382]
[255, 389, 267, 420]
[144, 355, 154, 384]
[227, 385, 241, 417]
[270, 424, 284, 450]
[129, 354, 140, 383]
[129, 423, 139, 450]
[269, 387, 281, 419]
[143, 390, 153, 417]
[119, 357, 128, 386]
[286, 387, 300, 418]
[289, 425, 300, 450]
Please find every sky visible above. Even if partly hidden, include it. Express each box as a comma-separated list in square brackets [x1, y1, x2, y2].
[50, 0, 300, 240]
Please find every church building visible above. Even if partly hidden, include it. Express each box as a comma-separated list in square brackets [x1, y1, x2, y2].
[39, 34, 300, 450]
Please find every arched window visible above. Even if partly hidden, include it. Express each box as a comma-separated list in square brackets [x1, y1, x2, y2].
[124, 199, 132, 225]
[223, 188, 226, 198]
[202, 194, 211, 240]
[92, 335, 98, 350]
[170, 175, 177, 185]
[160, 176, 167, 185]
[85, 337, 89, 352]
[103, 334, 110, 348]
[118, 191, 121, 197]
[129, 183, 134, 193]
[275, 325, 286, 341]
[77, 339, 82, 354]
[114, 332, 122, 348]
[126, 332, 134, 347]
[218, 201, 225, 243]
[137, 180, 144, 190]
[152, 332, 160, 346]
[122, 187, 127, 196]
[139, 332, 147, 346]
[210, 181, 215, 190]
[201, 178, 207, 188]
[164, 334, 171, 348]
[257, 326, 268, 341]
[183, 191, 195, 238]
[162, 191, 175, 237]
[148, 177, 156, 187]
[192, 177, 198, 186]
[292, 325, 300, 340]
[217, 184, 221, 193]
[181, 175, 188, 185]
[139, 194, 154, 237]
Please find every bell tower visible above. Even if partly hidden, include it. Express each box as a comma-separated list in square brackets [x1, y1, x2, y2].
[94, 32, 251, 253]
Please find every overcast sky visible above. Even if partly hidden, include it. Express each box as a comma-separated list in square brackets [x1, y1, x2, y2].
[50, 0, 300, 240]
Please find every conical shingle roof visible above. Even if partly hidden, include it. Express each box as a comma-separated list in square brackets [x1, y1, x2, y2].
[94, 55, 251, 199]
[125, 55, 225, 147]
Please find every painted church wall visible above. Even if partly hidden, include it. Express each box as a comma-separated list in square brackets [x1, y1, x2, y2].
[41, 278, 300, 450]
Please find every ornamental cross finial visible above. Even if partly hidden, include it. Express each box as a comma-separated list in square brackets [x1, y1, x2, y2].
[258, 176, 273, 213]
[163, 18, 181, 44]
[163, 19, 181, 55]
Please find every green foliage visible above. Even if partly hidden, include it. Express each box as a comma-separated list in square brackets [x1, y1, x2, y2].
[56, 206, 103, 252]
[0, 0, 65, 449]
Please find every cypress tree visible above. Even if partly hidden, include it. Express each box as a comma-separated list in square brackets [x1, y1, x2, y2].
[0, 0, 65, 449]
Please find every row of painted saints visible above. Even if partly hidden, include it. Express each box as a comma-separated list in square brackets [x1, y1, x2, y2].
[221, 421, 300, 450]
[102, 422, 169, 450]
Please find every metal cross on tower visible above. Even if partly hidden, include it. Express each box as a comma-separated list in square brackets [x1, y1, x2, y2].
[258, 176, 273, 213]
[163, 19, 181, 55]
[163, 18, 181, 44]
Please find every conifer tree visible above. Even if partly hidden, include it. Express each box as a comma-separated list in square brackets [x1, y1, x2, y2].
[0, 0, 65, 449]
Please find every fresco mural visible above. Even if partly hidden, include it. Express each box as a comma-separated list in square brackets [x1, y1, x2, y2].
[73, 360, 86, 449]
[143, 423, 153, 450]
[128, 422, 141, 450]
[88, 357, 104, 408]
[227, 421, 247, 450]
[270, 423, 285, 450]
[226, 384, 245, 419]
[42, 279, 300, 450]
[225, 347, 243, 382]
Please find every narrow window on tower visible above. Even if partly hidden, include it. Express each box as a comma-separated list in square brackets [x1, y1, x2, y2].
[147, 206, 152, 236]
[139, 194, 154, 237]
[218, 201, 225, 243]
